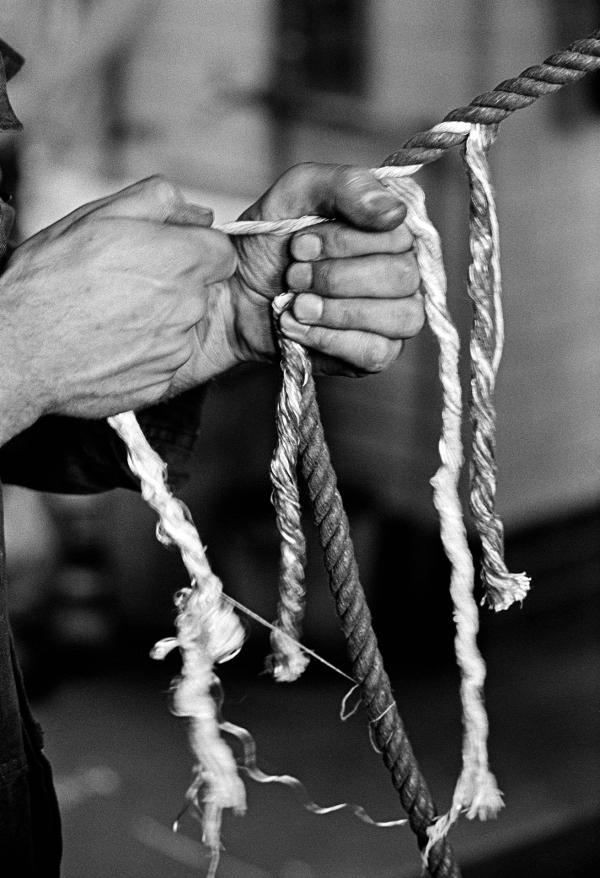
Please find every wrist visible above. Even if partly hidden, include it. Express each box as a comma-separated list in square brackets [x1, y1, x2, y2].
[0, 378, 41, 446]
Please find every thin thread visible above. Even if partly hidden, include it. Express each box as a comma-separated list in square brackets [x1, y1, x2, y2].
[339, 684, 361, 720]
[221, 720, 407, 829]
[222, 593, 355, 684]
[370, 703, 396, 725]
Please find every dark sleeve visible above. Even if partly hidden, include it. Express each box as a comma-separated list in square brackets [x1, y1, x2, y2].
[0, 38, 24, 132]
[0, 386, 208, 494]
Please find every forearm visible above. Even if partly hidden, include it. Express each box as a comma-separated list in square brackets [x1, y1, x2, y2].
[0, 372, 40, 448]
[0, 385, 208, 494]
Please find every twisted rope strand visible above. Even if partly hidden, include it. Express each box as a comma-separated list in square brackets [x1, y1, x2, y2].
[462, 125, 530, 611]
[383, 29, 600, 168]
[266, 293, 311, 682]
[107, 411, 247, 876]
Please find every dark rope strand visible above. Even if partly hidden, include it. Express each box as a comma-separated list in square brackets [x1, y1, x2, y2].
[384, 30, 600, 167]
[298, 375, 460, 878]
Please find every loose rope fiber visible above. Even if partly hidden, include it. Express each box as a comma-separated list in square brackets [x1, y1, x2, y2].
[105, 27, 600, 878]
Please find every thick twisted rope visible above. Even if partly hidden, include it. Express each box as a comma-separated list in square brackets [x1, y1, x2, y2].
[383, 31, 600, 168]
[298, 373, 460, 878]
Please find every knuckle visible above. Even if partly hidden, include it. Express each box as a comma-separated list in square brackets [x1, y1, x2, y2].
[331, 301, 353, 330]
[382, 254, 399, 289]
[327, 223, 350, 257]
[404, 293, 426, 336]
[397, 251, 421, 292]
[281, 162, 320, 192]
[142, 174, 182, 206]
[221, 239, 238, 276]
[310, 325, 337, 351]
[332, 163, 356, 190]
[391, 224, 414, 251]
[207, 230, 237, 277]
[314, 259, 338, 295]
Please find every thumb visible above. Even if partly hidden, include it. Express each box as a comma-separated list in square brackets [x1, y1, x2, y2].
[247, 163, 407, 231]
[30, 176, 213, 243]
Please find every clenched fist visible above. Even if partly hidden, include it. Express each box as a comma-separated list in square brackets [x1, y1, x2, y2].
[230, 163, 423, 377]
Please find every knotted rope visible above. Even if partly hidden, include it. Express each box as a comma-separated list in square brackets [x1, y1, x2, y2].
[106, 27, 600, 878]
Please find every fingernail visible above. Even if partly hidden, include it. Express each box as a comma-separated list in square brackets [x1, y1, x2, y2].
[174, 203, 214, 225]
[291, 233, 321, 261]
[294, 293, 323, 323]
[286, 262, 313, 290]
[368, 190, 405, 216]
[381, 204, 406, 224]
[280, 311, 308, 336]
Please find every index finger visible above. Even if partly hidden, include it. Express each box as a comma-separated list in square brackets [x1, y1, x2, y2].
[291, 221, 414, 261]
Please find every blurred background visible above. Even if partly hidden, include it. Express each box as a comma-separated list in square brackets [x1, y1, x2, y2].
[0, 1, 599, 876]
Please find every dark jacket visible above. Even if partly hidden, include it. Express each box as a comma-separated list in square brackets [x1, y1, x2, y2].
[0, 40, 207, 876]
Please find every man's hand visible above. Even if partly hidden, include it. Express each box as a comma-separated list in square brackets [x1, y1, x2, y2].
[225, 163, 424, 376]
[0, 176, 236, 440]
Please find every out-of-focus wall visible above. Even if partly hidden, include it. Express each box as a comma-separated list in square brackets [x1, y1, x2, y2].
[122, 0, 274, 195]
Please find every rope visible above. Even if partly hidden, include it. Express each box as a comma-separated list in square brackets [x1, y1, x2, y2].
[104, 26, 600, 878]
[266, 293, 310, 681]
[383, 31, 600, 168]
[462, 125, 530, 611]
[107, 411, 247, 877]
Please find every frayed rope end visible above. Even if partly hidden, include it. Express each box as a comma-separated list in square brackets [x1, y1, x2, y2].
[422, 766, 503, 865]
[482, 569, 531, 612]
[267, 629, 310, 682]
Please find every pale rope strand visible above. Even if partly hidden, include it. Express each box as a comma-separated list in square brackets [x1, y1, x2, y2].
[107, 411, 246, 877]
[375, 179, 503, 857]
[265, 293, 311, 682]
[462, 125, 530, 612]
[213, 121, 472, 237]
